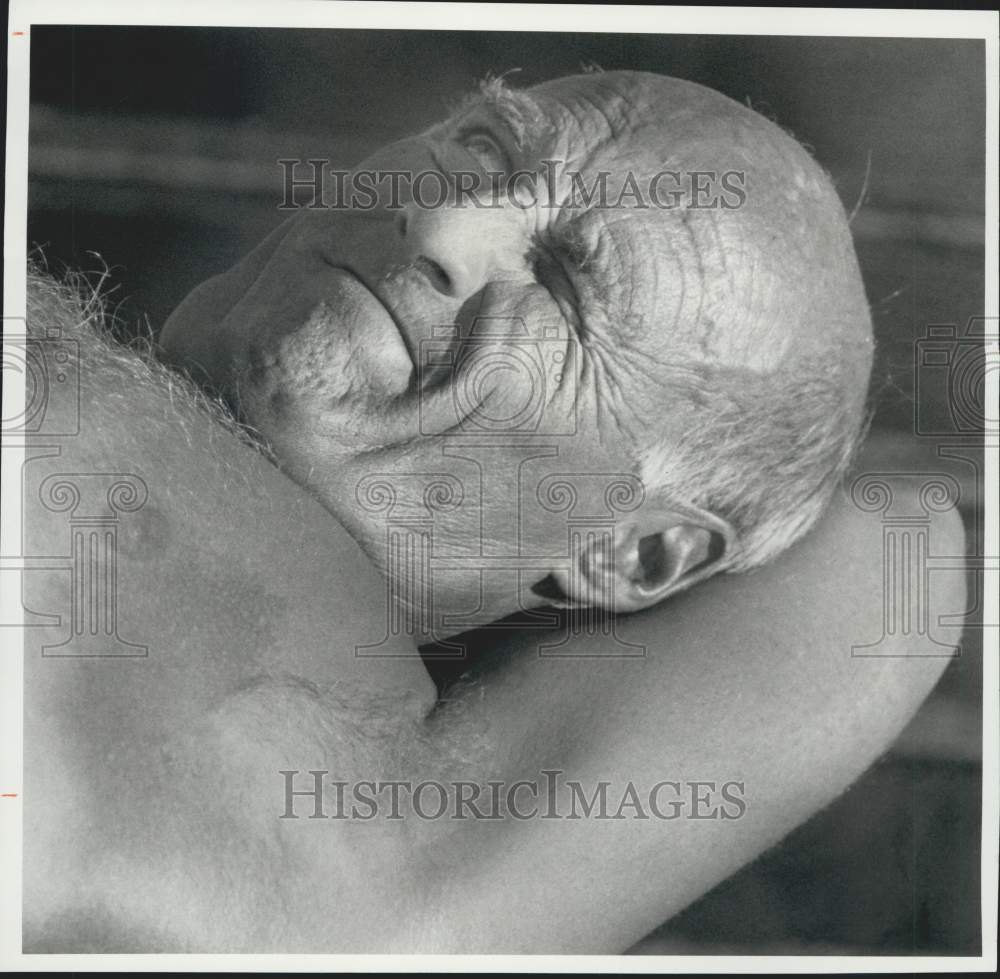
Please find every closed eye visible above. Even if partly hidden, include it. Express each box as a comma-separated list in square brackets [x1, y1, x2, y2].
[530, 236, 585, 330]
[454, 127, 510, 173]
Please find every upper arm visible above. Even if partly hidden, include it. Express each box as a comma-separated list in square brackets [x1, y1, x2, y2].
[398, 484, 967, 951]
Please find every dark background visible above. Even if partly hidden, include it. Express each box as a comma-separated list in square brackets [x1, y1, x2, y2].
[27, 26, 986, 954]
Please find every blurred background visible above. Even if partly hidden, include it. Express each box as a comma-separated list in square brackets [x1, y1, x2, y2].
[27, 26, 985, 954]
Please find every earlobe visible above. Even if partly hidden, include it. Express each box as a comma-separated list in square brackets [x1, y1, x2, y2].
[550, 508, 735, 613]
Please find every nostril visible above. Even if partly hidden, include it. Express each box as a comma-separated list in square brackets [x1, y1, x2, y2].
[414, 255, 453, 295]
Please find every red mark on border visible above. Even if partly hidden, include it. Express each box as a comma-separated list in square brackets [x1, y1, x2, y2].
[12, 32, 26, 36]
[1, 793, 17, 798]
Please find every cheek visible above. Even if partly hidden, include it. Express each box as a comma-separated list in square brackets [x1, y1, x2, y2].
[455, 286, 576, 412]
[276, 303, 404, 405]
[233, 264, 413, 437]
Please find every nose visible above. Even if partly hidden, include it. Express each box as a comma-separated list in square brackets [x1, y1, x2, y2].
[396, 202, 529, 301]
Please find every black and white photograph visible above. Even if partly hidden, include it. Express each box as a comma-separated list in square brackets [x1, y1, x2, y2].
[1, 0, 997, 968]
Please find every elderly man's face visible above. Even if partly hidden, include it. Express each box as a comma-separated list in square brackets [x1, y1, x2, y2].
[161, 71, 810, 630]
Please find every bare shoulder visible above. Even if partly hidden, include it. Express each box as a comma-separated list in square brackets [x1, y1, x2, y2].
[20, 272, 436, 950]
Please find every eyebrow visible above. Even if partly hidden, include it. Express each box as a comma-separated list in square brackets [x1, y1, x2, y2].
[451, 75, 552, 150]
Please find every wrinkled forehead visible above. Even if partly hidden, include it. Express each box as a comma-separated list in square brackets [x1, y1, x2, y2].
[433, 74, 722, 349]
[529, 73, 670, 162]
[446, 72, 682, 175]
[420, 71, 853, 373]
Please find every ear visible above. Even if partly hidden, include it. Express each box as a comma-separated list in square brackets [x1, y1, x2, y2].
[550, 506, 735, 613]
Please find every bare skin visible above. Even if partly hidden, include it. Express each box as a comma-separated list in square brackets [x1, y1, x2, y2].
[21, 274, 964, 952]
[20, 70, 962, 954]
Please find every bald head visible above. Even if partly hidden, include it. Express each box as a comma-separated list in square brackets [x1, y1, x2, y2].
[160, 69, 873, 622]
[528, 71, 874, 566]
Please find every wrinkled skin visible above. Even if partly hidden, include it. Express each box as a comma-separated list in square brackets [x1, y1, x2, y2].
[160, 71, 872, 631]
[22, 73, 964, 954]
